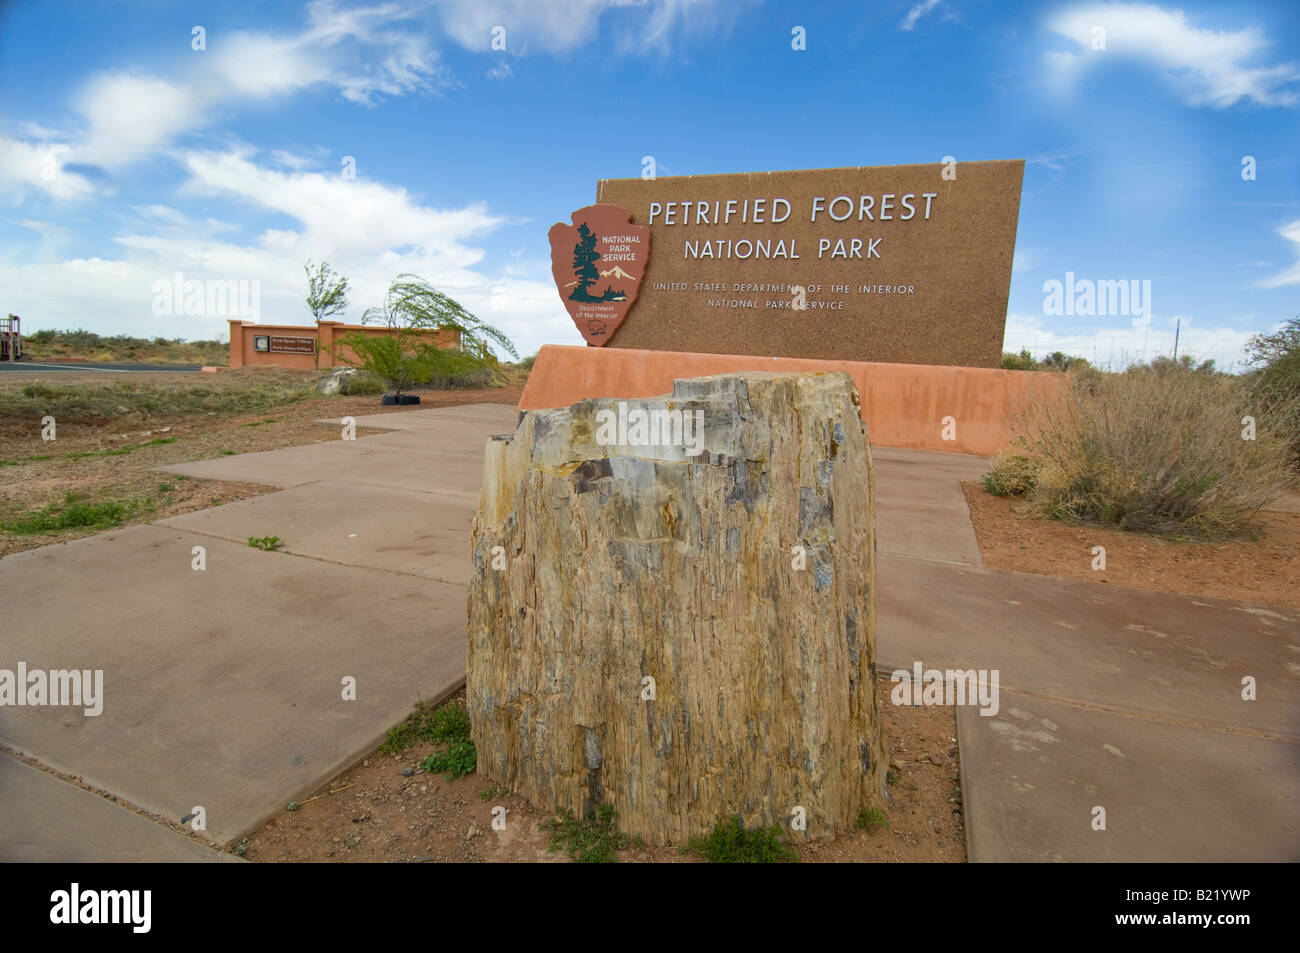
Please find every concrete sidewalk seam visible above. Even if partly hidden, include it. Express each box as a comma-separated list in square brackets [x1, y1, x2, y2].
[0, 744, 230, 855]
[992, 686, 1300, 744]
[149, 523, 473, 588]
[877, 551, 979, 569]
[875, 657, 1299, 743]
[875, 497, 973, 511]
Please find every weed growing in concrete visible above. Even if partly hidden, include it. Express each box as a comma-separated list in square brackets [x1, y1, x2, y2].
[247, 535, 282, 551]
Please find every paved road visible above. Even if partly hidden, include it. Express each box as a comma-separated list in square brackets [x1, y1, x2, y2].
[0, 360, 203, 373]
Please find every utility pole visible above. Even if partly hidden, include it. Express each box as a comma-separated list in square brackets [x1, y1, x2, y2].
[1173, 317, 1180, 361]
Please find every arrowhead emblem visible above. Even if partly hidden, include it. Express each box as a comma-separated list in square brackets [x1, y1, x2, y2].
[548, 204, 650, 346]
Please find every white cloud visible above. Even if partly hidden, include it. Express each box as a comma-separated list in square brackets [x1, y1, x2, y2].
[1045, 3, 1300, 107]
[178, 149, 501, 268]
[209, 32, 336, 101]
[212, 1, 448, 106]
[1259, 219, 1300, 289]
[430, 0, 734, 55]
[432, 0, 613, 53]
[269, 150, 322, 171]
[0, 148, 576, 353]
[132, 205, 192, 228]
[76, 72, 205, 167]
[3, 0, 449, 199]
[15, 121, 65, 141]
[0, 136, 97, 202]
[899, 0, 942, 32]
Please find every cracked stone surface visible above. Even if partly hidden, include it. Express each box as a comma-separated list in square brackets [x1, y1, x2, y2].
[467, 372, 886, 844]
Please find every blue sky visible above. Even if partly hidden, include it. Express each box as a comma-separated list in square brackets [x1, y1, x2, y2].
[1, 0, 1297, 369]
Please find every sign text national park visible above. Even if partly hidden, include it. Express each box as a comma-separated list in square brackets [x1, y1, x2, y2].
[594, 161, 1024, 368]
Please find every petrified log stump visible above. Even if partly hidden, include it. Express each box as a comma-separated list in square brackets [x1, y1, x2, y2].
[467, 372, 885, 844]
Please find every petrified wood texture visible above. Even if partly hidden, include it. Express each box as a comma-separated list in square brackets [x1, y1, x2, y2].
[467, 372, 885, 844]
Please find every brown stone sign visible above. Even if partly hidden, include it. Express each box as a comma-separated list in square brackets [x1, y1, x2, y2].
[269, 335, 315, 354]
[594, 160, 1024, 367]
[548, 204, 650, 345]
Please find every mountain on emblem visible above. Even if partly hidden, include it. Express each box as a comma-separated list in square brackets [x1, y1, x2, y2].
[548, 204, 650, 346]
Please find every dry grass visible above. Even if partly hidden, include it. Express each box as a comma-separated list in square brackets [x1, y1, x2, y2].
[988, 366, 1298, 539]
[0, 368, 318, 428]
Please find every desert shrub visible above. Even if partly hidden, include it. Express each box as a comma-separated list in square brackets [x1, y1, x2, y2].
[1245, 316, 1300, 471]
[982, 452, 1039, 496]
[337, 370, 385, 396]
[1040, 351, 1090, 372]
[425, 366, 496, 390]
[1145, 354, 1219, 375]
[1003, 364, 1297, 538]
[61, 328, 101, 349]
[1001, 349, 1039, 371]
[20, 329, 227, 364]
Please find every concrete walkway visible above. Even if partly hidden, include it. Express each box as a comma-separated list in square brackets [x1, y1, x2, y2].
[1, 401, 1295, 861]
[0, 403, 518, 857]
[0, 756, 238, 862]
[875, 506, 1300, 862]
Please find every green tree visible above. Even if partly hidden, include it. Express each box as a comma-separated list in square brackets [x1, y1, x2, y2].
[333, 274, 518, 399]
[305, 260, 350, 370]
[1246, 316, 1300, 384]
[1041, 351, 1091, 372]
[1245, 316, 1300, 470]
[305, 260, 350, 324]
[568, 223, 601, 302]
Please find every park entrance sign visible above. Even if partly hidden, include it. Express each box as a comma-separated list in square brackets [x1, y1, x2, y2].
[578, 160, 1023, 368]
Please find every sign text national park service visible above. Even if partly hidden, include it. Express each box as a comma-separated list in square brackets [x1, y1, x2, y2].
[591, 160, 1025, 368]
[548, 204, 650, 346]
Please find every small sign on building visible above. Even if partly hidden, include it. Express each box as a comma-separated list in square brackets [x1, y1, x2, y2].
[269, 336, 316, 354]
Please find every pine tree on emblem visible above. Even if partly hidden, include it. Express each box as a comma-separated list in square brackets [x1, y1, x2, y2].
[569, 223, 601, 302]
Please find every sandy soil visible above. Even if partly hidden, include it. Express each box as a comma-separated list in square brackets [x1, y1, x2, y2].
[241, 683, 966, 864]
[962, 481, 1300, 610]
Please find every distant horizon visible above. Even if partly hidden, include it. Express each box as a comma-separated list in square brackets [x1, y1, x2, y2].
[18, 320, 1274, 375]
